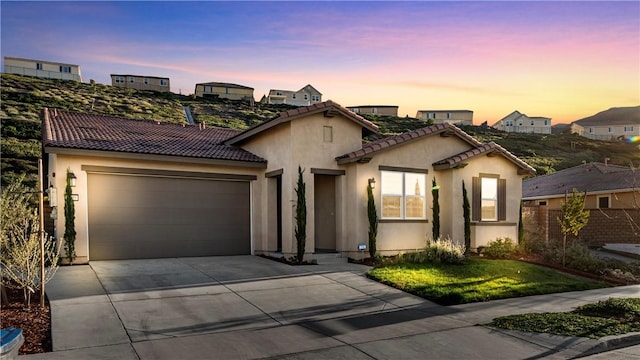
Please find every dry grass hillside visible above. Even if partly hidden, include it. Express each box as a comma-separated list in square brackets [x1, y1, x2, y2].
[2, 73, 639, 187]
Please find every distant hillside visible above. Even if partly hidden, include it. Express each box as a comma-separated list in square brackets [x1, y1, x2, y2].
[572, 106, 640, 126]
[1, 74, 639, 187]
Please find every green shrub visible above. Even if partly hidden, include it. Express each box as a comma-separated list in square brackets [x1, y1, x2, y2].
[400, 237, 466, 265]
[483, 237, 517, 259]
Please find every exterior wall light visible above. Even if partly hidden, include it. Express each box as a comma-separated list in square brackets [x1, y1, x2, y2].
[68, 172, 77, 187]
[368, 178, 376, 189]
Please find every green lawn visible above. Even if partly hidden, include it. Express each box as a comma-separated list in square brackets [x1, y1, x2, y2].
[367, 259, 609, 305]
[488, 298, 640, 339]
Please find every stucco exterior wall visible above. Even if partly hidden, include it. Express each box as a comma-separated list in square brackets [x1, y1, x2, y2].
[195, 84, 254, 100]
[570, 124, 639, 141]
[348, 107, 398, 116]
[47, 152, 262, 263]
[447, 155, 525, 249]
[416, 111, 473, 126]
[111, 75, 170, 92]
[4, 57, 82, 82]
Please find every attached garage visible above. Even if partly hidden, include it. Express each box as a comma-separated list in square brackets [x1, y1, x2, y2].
[86, 167, 253, 260]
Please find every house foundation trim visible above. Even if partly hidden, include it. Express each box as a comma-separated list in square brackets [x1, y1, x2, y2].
[81, 165, 258, 181]
[471, 222, 517, 227]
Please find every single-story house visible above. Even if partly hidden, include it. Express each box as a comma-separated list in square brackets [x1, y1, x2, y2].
[415, 110, 473, 126]
[4, 56, 82, 82]
[43, 101, 535, 263]
[522, 162, 640, 245]
[522, 162, 639, 209]
[346, 105, 398, 117]
[570, 106, 640, 141]
[194, 82, 254, 101]
[111, 74, 170, 92]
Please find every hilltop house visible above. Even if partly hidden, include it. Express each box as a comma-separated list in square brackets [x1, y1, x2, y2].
[570, 106, 640, 141]
[493, 111, 551, 134]
[4, 56, 82, 82]
[42, 101, 534, 263]
[416, 110, 473, 126]
[111, 74, 170, 92]
[347, 105, 399, 117]
[264, 84, 322, 106]
[195, 82, 254, 102]
[522, 162, 640, 245]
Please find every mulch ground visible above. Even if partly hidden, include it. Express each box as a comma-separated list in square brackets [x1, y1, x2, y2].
[0, 285, 52, 354]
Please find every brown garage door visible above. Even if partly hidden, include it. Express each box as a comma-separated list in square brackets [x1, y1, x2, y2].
[87, 172, 251, 260]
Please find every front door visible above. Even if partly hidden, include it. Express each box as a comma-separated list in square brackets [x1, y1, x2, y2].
[314, 175, 336, 252]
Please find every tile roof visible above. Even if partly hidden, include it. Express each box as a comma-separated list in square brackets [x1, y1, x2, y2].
[523, 162, 639, 199]
[571, 106, 640, 126]
[225, 100, 379, 145]
[336, 123, 481, 164]
[42, 108, 266, 164]
[432, 141, 536, 175]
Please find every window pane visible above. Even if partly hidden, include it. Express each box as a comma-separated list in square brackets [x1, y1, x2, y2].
[482, 200, 497, 220]
[382, 196, 402, 218]
[405, 173, 426, 218]
[381, 171, 403, 195]
[481, 178, 497, 199]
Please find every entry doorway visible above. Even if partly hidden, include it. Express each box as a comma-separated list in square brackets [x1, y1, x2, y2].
[314, 174, 337, 252]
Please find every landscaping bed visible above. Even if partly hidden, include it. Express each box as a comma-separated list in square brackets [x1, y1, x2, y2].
[488, 297, 640, 339]
[0, 285, 52, 354]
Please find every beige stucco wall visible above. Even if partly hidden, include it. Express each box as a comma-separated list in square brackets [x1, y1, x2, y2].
[571, 123, 639, 140]
[4, 57, 82, 82]
[195, 84, 254, 100]
[240, 112, 364, 257]
[111, 75, 170, 92]
[47, 152, 262, 264]
[416, 111, 473, 126]
[349, 107, 398, 116]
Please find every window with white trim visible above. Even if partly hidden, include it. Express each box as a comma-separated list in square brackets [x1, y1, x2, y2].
[60, 66, 71, 73]
[115, 76, 124, 83]
[311, 95, 320, 101]
[598, 196, 610, 209]
[36, 63, 43, 70]
[129, 77, 135, 83]
[472, 175, 506, 222]
[381, 171, 426, 219]
[625, 126, 634, 132]
[160, 79, 168, 86]
[143, 78, 149, 85]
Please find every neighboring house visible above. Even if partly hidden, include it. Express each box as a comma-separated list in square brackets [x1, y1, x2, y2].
[42, 101, 534, 263]
[522, 162, 640, 245]
[415, 110, 473, 126]
[570, 106, 640, 141]
[493, 111, 551, 134]
[111, 74, 170, 92]
[195, 82, 254, 101]
[265, 84, 322, 106]
[347, 105, 398, 117]
[4, 56, 82, 82]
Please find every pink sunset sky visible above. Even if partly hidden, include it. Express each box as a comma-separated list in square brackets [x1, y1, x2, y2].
[2, 1, 638, 124]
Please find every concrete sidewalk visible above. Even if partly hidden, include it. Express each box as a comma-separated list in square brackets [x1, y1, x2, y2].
[23, 256, 640, 359]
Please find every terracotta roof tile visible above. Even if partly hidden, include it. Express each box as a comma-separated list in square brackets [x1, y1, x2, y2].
[432, 142, 535, 175]
[42, 108, 266, 163]
[337, 123, 482, 164]
[226, 100, 379, 145]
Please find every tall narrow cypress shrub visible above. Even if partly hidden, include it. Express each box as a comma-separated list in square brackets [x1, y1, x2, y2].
[462, 180, 471, 256]
[431, 178, 440, 241]
[63, 170, 76, 263]
[294, 166, 307, 263]
[367, 182, 378, 258]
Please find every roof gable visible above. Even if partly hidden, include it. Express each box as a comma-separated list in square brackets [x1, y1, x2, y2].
[42, 108, 265, 164]
[225, 100, 379, 145]
[336, 123, 481, 164]
[523, 162, 639, 198]
[433, 142, 536, 175]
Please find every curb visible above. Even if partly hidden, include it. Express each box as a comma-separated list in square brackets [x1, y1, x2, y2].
[572, 332, 640, 358]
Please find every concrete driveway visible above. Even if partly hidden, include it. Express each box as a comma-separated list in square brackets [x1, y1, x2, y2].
[36, 255, 640, 360]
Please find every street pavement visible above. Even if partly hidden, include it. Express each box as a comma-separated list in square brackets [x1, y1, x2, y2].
[23, 255, 640, 359]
